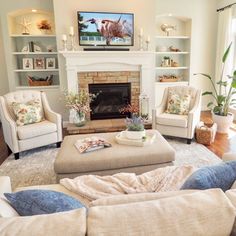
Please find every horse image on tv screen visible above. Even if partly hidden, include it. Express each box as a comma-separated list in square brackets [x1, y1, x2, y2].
[78, 12, 134, 46]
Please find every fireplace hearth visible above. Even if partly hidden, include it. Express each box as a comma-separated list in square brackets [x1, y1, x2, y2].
[89, 83, 131, 120]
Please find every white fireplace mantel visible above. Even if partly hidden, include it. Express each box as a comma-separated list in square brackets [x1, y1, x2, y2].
[59, 50, 156, 111]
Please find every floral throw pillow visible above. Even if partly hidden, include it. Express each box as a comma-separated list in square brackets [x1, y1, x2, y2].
[166, 92, 191, 115]
[11, 99, 43, 126]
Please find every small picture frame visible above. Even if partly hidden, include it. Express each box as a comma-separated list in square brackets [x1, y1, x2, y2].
[34, 58, 45, 69]
[22, 58, 33, 70]
[46, 58, 56, 69]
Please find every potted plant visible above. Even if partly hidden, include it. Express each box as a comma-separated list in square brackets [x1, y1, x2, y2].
[120, 104, 146, 140]
[64, 90, 96, 127]
[194, 43, 236, 133]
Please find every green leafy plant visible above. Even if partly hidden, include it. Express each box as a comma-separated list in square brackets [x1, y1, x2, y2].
[194, 43, 236, 116]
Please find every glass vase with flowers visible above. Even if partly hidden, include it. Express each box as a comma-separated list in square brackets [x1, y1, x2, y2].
[64, 90, 96, 127]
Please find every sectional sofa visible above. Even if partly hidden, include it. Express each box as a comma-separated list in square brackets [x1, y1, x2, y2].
[0, 174, 236, 236]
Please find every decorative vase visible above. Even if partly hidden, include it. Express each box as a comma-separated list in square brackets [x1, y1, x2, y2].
[212, 112, 234, 133]
[125, 129, 146, 140]
[74, 111, 86, 127]
[40, 29, 51, 35]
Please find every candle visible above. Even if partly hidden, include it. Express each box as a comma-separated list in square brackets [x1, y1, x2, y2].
[69, 26, 74, 36]
[146, 35, 150, 42]
[139, 28, 143, 36]
[62, 34, 67, 41]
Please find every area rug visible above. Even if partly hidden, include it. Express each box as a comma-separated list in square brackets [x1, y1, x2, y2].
[0, 139, 222, 190]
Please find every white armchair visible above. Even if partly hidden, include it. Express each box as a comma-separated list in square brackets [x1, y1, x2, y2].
[153, 86, 202, 144]
[0, 90, 62, 160]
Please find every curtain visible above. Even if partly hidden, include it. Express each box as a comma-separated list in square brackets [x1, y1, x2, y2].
[215, 7, 233, 85]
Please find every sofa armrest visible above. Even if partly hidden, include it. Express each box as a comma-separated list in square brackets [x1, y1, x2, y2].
[0, 176, 12, 196]
[41, 92, 62, 141]
[222, 153, 236, 161]
[156, 89, 168, 116]
[187, 92, 202, 138]
[0, 97, 19, 153]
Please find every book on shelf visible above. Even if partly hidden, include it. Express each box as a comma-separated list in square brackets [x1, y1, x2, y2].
[74, 136, 112, 154]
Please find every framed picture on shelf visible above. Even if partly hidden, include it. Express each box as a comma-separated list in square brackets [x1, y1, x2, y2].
[46, 58, 56, 69]
[34, 58, 45, 69]
[22, 58, 33, 70]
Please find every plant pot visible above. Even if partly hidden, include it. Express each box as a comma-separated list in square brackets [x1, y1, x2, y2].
[125, 129, 146, 140]
[212, 112, 234, 133]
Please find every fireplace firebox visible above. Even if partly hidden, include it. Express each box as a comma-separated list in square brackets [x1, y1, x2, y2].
[89, 83, 131, 120]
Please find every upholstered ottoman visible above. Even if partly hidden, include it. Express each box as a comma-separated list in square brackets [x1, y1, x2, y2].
[54, 130, 175, 181]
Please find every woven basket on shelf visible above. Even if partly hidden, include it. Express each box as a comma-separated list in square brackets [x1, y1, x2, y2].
[195, 122, 217, 146]
[27, 76, 52, 86]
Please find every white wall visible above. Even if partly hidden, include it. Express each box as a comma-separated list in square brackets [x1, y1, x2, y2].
[156, 0, 218, 110]
[217, 0, 235, 9]
[0, 18, 9, 96]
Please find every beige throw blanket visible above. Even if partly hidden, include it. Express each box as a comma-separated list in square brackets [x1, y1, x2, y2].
[60, 166, 197, 201]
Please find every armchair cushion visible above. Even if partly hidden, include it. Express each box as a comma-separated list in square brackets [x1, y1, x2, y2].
[11, 99, 43, 126]
[156, 113, 188, 128]
[17, 120, 57, 140]
[166, 92, 191, 115]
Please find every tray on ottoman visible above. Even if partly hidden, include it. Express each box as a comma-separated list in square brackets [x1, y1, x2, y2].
[54, 130, 175, 181]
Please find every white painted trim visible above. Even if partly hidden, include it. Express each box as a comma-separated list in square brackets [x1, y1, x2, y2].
[59, 50, 156, 116]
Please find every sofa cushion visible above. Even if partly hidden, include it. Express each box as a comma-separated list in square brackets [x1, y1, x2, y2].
[181, 161, 236, 191]
[11, 99, 44, 126]
[90, 190, 198, 207]
[17, 120, 57, 140]
[15, 184, 90, 207]
[166, 92, 191, 115]
[4, 190, 86, 216]
[0, 209, 86, 236]
[0, 197, 19, 217]
[87, 189, 235, 236]
[156, 113, 188, 127]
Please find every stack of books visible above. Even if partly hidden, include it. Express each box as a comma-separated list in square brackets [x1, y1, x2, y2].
[74, 136, 111, 153]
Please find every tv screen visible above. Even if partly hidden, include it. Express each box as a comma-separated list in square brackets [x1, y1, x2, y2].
[78, 11, 134, 46]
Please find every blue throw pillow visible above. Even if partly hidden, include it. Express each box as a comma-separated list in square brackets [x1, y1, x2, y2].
[4, 190, 85, 216]
[181, 161, 236, 191]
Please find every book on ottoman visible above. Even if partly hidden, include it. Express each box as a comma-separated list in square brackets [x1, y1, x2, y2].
[74, 136, 112, 153]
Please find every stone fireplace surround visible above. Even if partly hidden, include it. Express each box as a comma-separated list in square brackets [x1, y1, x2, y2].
[78, 71, 140, 119]
[60, 51, 155, 122]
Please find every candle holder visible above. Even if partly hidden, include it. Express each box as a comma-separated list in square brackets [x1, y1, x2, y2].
[138, 34, 144, 51]
[62, 39, 67, 51]
[69, 34, 76, 51]
[139, 92, 149, 120]
[145, 39, 150, 51]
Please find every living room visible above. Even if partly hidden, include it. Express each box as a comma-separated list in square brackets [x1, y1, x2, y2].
[1, 0, 236, 235]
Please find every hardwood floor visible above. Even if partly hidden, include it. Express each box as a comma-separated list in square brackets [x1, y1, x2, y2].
[201, 111, 236, 158]
[0, 123, 9, 165]
[0, 112, 236, 165]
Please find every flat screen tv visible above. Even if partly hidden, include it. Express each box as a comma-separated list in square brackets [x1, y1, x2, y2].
[78, 11, 134, 46]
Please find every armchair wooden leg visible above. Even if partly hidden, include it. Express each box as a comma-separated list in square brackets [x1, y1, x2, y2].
[6, 145, 12, 156]
[187, 139, 192, 145]
[56, 142, 61, 148]
[14, 153, 19, 160]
